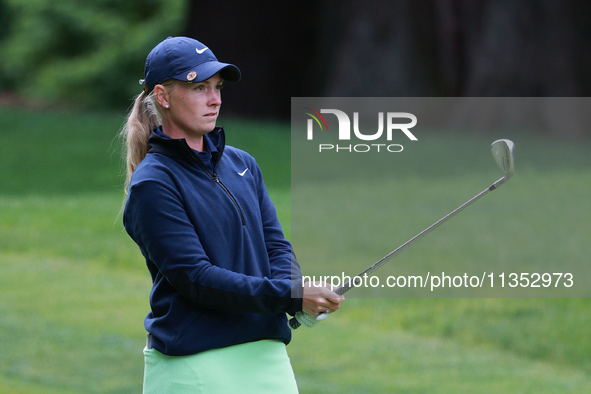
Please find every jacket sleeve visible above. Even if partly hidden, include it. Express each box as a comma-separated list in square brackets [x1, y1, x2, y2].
[123, 179, 302, 315]
[250, 161, 303, 298]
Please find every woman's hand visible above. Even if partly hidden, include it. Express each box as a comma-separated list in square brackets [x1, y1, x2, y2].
[302, 281, 344, 316]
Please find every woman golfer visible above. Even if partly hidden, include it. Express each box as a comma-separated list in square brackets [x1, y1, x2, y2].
[120, 36, 343, 393]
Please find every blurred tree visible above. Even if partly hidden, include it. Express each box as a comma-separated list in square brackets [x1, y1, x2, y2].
[184, 1, 591, 136]
[324, 0, 591, 99]
[316, 0, 591, 137]
[0, 0, 187, 110]
[437, 0, 591, 137]
[183, 0, 327, 119]
[1, 0, 590, 136]
[322, 0, 441, 96]
[448, 0, 591, 97]
[0, 0, 14, 91]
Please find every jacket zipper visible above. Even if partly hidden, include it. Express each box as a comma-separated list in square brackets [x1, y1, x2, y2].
[211, 172, 246, 226]
[208, 142, 246, 226]
[176, 137, 246, 226]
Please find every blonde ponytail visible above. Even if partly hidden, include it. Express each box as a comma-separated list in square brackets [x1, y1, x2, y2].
[119, 80, 177, 198]
[119, 90, 162, 194]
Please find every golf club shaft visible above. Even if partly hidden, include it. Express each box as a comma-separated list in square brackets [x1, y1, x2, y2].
[334, 176, 505, 295]
[290, 139, 515, 329]
[291, 174, 508, 329]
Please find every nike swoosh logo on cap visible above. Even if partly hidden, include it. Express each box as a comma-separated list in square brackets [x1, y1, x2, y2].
[196, 47, 209, 54]
[238, 168, 249, 176]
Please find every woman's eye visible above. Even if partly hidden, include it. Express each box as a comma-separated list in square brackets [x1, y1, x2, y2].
[216, 84, 224, 90]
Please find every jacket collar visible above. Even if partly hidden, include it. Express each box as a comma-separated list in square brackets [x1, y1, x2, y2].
[147, 126, 226, 164]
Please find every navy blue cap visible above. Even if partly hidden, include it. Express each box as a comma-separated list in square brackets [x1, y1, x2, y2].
[142, 36, 241, 92]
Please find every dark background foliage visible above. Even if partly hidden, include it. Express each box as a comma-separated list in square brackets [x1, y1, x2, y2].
[1, 0, 590, 136]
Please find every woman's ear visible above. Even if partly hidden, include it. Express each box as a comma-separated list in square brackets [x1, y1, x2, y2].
[153, 84, 170, 109]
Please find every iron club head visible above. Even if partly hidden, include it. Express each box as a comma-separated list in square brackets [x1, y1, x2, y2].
[491, 139, 515, 181]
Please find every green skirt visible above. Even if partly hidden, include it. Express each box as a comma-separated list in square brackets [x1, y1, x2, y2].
[143, 339, 299, 393]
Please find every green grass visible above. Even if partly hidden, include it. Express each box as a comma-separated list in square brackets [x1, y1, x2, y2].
[290, 303, 591, 393]
[293, 170, 591, 297]
[0, 107, 590, 393]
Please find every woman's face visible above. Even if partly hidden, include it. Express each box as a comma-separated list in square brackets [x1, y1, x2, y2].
[162, 73, 224, 139]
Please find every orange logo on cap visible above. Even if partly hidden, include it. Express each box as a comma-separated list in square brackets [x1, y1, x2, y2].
[187, 71, 197, 81]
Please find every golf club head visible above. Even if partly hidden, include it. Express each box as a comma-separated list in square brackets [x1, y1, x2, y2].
[491, 139, 515, 181]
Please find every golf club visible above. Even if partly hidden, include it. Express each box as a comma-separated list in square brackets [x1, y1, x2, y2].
[290, 139, 515, 329]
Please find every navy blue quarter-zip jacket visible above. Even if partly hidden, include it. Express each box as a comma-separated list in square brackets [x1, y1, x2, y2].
[123, 126, 303, 356]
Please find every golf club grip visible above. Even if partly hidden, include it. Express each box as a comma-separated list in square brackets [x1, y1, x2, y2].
[289, 278, 351, 329]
